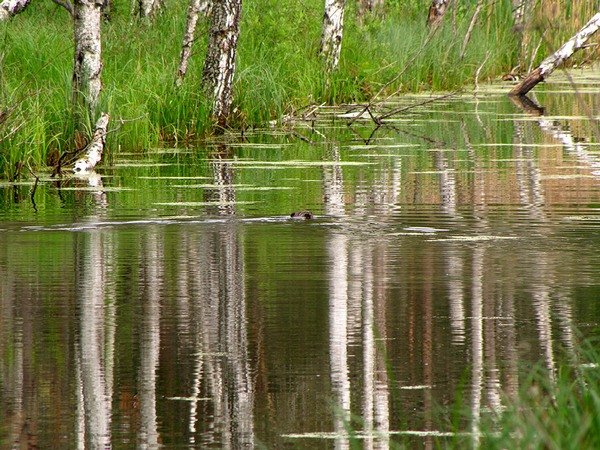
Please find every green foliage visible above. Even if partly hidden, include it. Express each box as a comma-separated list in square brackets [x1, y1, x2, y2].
[477, 337, 600, 449]
[0, 0, 597, 177]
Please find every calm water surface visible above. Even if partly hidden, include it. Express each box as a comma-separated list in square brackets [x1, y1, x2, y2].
[2, 75, 600, 448]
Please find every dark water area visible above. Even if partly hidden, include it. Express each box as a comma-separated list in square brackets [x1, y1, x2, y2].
[2, 73, 600, 448]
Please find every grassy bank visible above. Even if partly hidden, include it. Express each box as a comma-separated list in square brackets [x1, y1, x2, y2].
[0, 0, 598, 178]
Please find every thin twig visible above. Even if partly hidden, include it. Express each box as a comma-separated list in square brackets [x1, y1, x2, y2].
[459, 0, 484, 60]
[375, 90, 462, 122]
[291, 130, 315, 145]
[385, 123, 447, 147]
[26, 159, 40, 211]
[474, 51, 491, 92]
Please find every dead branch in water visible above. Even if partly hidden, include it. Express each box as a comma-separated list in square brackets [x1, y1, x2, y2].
[374, 90, 462, 123]
[347, 28, 439, 126]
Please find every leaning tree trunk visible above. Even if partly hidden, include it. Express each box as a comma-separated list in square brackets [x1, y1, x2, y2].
[202, 0, 242, 128]
[321, 0, 346, 73]
[510, 12, 600, 96]
[73, 0, 103, 119]
[177, 0, 212, 85]
[0, 0, 30, 20]
[427, 0, 449, 29]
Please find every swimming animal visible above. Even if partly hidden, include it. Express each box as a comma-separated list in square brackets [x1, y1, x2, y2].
[290, 210, 314, 220]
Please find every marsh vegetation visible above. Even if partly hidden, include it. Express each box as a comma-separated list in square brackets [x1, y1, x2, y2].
[1, 0, 599, 177]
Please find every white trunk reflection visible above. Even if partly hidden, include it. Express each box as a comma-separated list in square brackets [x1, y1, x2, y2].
[77, 230, 112, 449]
[139, 228, 162, 449]
[328, 232, 351, 450]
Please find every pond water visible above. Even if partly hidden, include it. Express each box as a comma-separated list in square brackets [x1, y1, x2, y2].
[2, 72, 600, 448]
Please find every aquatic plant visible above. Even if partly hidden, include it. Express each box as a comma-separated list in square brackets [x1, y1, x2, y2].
[478, 337, 600, 449]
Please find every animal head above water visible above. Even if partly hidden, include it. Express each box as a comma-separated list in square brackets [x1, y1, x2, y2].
[290, 210, 314, 220]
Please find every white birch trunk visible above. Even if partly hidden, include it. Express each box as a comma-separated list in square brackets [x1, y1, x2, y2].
[321, 0, 346, 73]
[137, 0, 161, 19]
[512, 0, 528, 32]
[427, 0, 449, 28]
[73, 112, 109, 172]
[198, 0, 211, 15]
[202, 0, 242, 127]
[357, 0, 382, 19]
[0, 0, 30, 20]
[510, 12, 600, 96]
[73, 0, 103, 117]
[177, 0, 212, 85]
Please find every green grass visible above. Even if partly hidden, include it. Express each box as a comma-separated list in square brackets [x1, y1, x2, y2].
[0, 0, 598, 177]
[477, 337, 600, 449]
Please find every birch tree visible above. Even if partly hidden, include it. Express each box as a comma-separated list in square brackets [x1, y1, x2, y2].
[202, 0, 242, 127]
[427, 0, 449, 28]
[357, 0, 382, 20]
[512, 0, 528, 33]
[321, 0, 346, 73]
[0, 0, 30, 20]
[177, 0, 212, 85]
[510, 12, 600, 96]
[73, 0, 103, 117]
[136, 0, 162, 19]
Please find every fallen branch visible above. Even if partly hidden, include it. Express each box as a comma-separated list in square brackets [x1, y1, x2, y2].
[374, 90, 461, 123]
[347, 28, 439, 126]
[510, 12, 600, 96]
[73, 113, 110, 173]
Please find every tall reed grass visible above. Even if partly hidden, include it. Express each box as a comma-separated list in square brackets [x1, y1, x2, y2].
[479, 337, 600, 449]
[0, 0, 598, 177]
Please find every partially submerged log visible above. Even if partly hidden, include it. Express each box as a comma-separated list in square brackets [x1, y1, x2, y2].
[73, 113, 110, 172]
[509, 12, 600, 96]
[0, 0, 30, 20]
